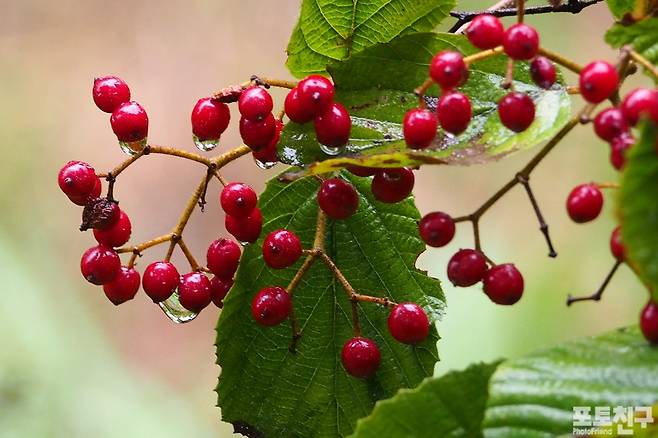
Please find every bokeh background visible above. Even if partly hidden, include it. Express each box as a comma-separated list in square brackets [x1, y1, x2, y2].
[0, 1, 647, 436]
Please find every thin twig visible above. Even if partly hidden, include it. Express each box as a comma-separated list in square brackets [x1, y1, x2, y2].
[629, 49, 658, 81]
[567, 260, 622, 305]
[517, 174, 557, 258]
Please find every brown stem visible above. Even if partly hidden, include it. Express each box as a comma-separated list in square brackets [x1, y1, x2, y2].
[287, 251, 319, 353]
[502, 58, 515, 89]
[567, 260, 622, 305]
[629, 49, 658, 81]
[177, 237, 200, 271]
[116, 233, 173, 254]
[517, 0, 525, 23]
[249, 75, 298, 90]
[517, 174, 557, 258]
[537, 47, 584, 74]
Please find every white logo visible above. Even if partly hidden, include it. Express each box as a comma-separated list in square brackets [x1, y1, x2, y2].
[573, 406, 654, 435]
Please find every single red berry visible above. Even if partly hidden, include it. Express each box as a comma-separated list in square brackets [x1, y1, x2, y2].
[251, 286, 291, 326]
[483, 264, 524, 305]
[314, 102, 351, 148]
[593, 108, 628, 142]
[178, 272, 212, 313]
[207, 238, 241, 279]
[429, 51, 468, 90]
[347, 166, 377, 177]
[498, 92, 535, 132]
[317, 178, 359, 219]
[253, 119, 282, 165]
[465, 14, 504, 50]
[191, 97, 230, 141]
[225, 207, 263, 243]
[142, 261, 180, 303]
[80, 245, 121, 285]
[58, 161, 100, 203]
[341, 337, 381, 378]
[297, 75, 335, 116]
[438, 92, 472, 135]
[68, 177, 102, 206]
[93, 209, 131, 247]
[110, 101, 148, 142]
[93, 76, 131, 113]
[620, 88, 658, 126]
[403, 108, 437, 149]
[530, 56, 557, 89]
[610, 226, 625, 261]
[240, 113, 276, 151]
[640, 300, 658, 344]
[447, 249, 487, 287]
[284, 87, 315, 124]
[262, 229, 302, 269]
[579, 61, 619, 104]
[566, 184, 603, 223]
[210, 276, 233, 308]
[238, 86, 274, 121]
[503, 23, 539, 60]
[387, 302, 430, 344]
[103, 266, 140, 305]
[610, 133, 634, 170]
[419, 212, 456, 247]
[371, 168, 415, 203]
[220, 182, 258, 218]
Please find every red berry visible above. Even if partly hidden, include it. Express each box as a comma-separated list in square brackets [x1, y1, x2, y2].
[191, 97, 230, 141]
[314, 102, 351, 148]
[429, 51, 468, 90]
[225, 207, 263, 243]
[347, 166, 377, 177]
[530, 57, 557, 89]
[403, 108, 437, 150]
[93, 209, 131, 247]
[238, 86, 273, 121]
[220, 182, 258, 218]
[419, 212, 455, 247]
[297, 75, 335, 116]
[465, 14, 504, 50]
[387, 302, 430, 344]
[103, 266, 140, 305]
[142, 261, 180, 303]
[263, 229, 302, 269]
[447, 249, 487, 287]
[640, 300, 658, 344]
[593, 108, 628, 142]
[579, 61, 619, 104]
[503, 23, 539, 60]
[610, 226, 625, 261]
[251, 286, 291, 326]
[483, 264, 524, 305]
[438, 92, 472, 135]
[240, 113, 276, 151]
[284, 87, 315, 124]
[620, 88, 658, 126]
[371, 168, 415, 204]
[566, 184, 603, 223]
[610, 133, 634, 170]
[80, 245, 120, 285]
[253, 119, 282, 165]
[317, 178, 359, 219]
[58, 161, 100, 203]
[498, 92, 535, 132]
[341, 337, 381, 378]
[206, 238, 241, 279]
[110, 101, 148, 142]
[178, 272, 212, 313]
[210, 276, 233, 308]
[93, 76, 130, 113]
[68, 177, 102, 206]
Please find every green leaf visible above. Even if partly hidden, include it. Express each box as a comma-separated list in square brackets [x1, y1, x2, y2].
[350, 362, 502, 438]
[286, 0, 455, 77]
[606, 0, 642, 19]
[619, 121, 658, 298]
[606, 18, 658, 84]
[215, 171, 445, 437]
[278, 33, 572, 174]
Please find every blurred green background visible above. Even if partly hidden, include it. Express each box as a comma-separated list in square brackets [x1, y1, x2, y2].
[0, 0, 646, 436]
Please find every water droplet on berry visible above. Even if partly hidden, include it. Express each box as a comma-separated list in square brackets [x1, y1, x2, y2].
[319, 144, 341, 156]
[158, 292, 198, 323]
[253, 156, 277, 169]
[193, 135, 219, 152]
[119, 138, 147, 156]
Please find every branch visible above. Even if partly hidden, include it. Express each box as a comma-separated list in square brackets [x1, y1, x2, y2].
[567, 260, 622, 305]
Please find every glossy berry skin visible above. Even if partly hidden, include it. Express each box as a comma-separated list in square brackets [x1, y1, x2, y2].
[297, 75, 335, 116]
[238, 86, 273, 121]
[206, 238, 241, 279]
[438, 92, 472, 135]
[142, 261, 180, 303]
[69, 178, 102, 206]
[93, 76, 130, 113]
[284, 87, 315, 124]
[640, 301, 658, 344]
[253, 119, 282, 164]
[251, 286, 291, 326]
[429, 51, 468, 90]
[110, 101, 148, 142]
[620, 88, 658, 126]
[341, 337, 381, 378]
[465, 14, 504, 50]
[347, 166, 377, 177]
[58, 161, 100, 204]
[225, 207, 263, 243]
[262, 229, 302, 269]
[191, 98, 230, 141]
[220, 182, 258, 218]
[178, 272, 212, 313]
[210, 276, 233, 308]
[498, 92, 535, 132]
[371, 168, 415, 204]
[93, 209, 131, 247]
[387, 303, 430, 344]
[240, 113, 276, 151]
[403, 108, 437, 150]
[314, 102, 351, 148]
[503, 24, 539, 60]
[483, 264, 524, 305]
[419, 212, 455, 248]
[610, 226, 625, 261]
[103, 266, 140, 305]
[610, 134, 634, 170]
[530, 57, 557, 89]
[317, 178, 359, 219]
[566, 184, 603, 223]
[447, 249, 487, 287]
[593, 108, 628, 142]
[579, 61, 619, 104]
[80, 245, 120, 285]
